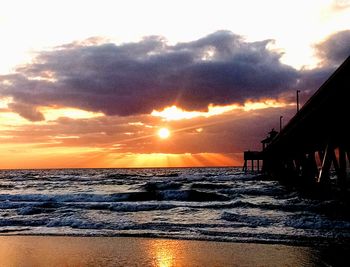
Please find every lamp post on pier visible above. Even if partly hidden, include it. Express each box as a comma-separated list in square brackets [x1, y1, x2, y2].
[297, 90, 300, 112]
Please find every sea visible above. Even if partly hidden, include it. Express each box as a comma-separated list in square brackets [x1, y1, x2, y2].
[0, 167, 349, 246]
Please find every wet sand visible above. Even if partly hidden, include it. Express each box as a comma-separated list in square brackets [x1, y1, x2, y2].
[0, 236, 336, 266]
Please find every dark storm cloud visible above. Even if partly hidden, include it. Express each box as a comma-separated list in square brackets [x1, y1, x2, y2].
[1, 30, 349, 121]
[0, 31, 301, 120]
[281, 66, 335, 104]
[315, 30, 350, 66]
[8, 102, 45, 121]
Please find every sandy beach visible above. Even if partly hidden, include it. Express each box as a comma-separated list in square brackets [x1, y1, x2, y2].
[0, 236, 338, 267]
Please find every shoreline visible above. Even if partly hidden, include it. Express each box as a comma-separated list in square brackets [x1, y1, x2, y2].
[0, 235, 347, 266]
[1, 231, 349, 248]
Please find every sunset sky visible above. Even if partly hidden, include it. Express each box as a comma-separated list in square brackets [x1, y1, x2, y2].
[0, 0, 350, 168]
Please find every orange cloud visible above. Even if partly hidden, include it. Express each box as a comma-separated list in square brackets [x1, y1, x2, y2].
[40, 107, 104, 121]
[0, 99, 296, 169]
[151, 100, 290, 121]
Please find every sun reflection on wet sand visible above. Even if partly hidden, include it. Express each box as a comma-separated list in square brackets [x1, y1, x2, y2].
[149, 239, 179, 267]
[0, 236, 338, 267]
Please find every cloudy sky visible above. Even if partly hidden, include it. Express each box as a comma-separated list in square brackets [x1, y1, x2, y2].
[0, 0, 349, 168]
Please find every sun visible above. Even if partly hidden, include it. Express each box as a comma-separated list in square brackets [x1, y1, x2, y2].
[158, 128, 170, 139]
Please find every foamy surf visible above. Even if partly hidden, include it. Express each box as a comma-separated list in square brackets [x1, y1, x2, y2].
[0, 168, 349, 245]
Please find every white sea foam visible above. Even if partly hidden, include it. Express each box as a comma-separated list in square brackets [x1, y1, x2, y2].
[0, 168, 349, 245]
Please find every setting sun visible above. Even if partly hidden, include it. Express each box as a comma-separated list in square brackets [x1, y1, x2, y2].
[158, 128, 171, 139]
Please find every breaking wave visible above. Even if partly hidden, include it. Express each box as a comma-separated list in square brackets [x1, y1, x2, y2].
[0, 168, 349, 245]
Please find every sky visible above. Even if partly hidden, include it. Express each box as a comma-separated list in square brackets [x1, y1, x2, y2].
[0, 0, 350, 168]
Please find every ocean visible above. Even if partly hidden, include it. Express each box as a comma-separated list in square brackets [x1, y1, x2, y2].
[0, 167, 349, 245]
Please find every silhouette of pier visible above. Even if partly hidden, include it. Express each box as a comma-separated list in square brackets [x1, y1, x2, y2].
[242, 151, 263, 172]
[245, 55, 350, 190]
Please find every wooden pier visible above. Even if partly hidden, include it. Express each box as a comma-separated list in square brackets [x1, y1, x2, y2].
[242, 151, 263, 172]
[260, 55, 350, 190]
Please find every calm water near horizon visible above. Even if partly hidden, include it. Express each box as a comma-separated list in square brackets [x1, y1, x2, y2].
[0, 167, 349, 246]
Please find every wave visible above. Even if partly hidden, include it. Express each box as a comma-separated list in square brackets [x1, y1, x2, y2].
[190, 183, 232, 190]
[142, 181, 183, 191]
[109, 203, 176, 212]
[0, 167, 349, 246]
[285, 214, 350, 230]
[0, 189, 228, 209]
[221, 212, 277, 227]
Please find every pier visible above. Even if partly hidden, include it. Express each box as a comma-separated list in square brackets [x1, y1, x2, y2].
[245, 55, 350, 190]
[242, 151, 263, 172]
